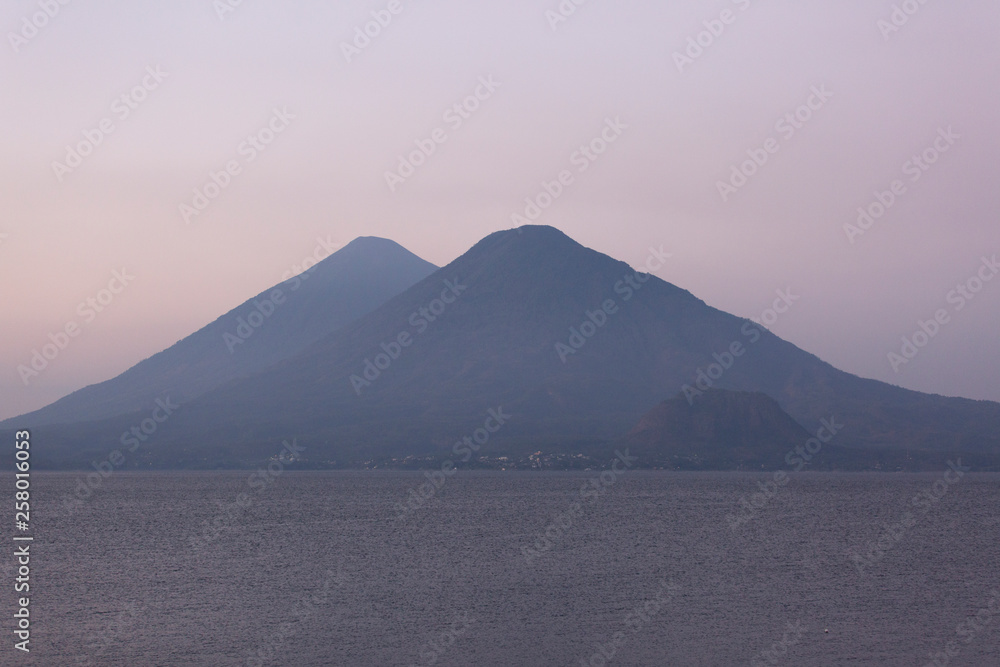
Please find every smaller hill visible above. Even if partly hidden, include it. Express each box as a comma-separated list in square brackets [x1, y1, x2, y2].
[623, 389, 814, 469]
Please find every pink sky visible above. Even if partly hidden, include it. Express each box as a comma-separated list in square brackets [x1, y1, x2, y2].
[2, 0, 998, 420]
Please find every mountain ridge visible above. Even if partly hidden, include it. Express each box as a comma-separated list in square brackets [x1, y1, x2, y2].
[2, 236, 437, 427]
[11, 225, 1000, 470]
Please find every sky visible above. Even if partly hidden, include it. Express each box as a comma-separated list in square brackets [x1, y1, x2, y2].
[1, 0, 998, 420]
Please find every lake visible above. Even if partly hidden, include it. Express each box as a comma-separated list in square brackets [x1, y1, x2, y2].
[9, 470, 1000, 666]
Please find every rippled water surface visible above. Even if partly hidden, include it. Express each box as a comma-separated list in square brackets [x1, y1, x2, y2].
[8, 471, 1000, 666]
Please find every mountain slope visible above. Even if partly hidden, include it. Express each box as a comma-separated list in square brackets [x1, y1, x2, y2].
[621, 390, 1000, 471]
[23, 225, 1000, 468]
[624, 390, 815, 468]
[3, 237, 436, 427]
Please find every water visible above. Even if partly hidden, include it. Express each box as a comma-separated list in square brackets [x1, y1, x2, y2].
[7, 471, 1000, 666]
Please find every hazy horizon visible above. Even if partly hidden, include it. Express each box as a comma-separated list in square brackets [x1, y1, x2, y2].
[3, 0, 998, 420]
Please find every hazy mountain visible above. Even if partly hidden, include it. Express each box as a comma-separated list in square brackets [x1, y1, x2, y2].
[20, 225, 1000, 469]
[3, 237, 436, 428]
[617, 389, 1000, 471]
[623, 389, 815, 469]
